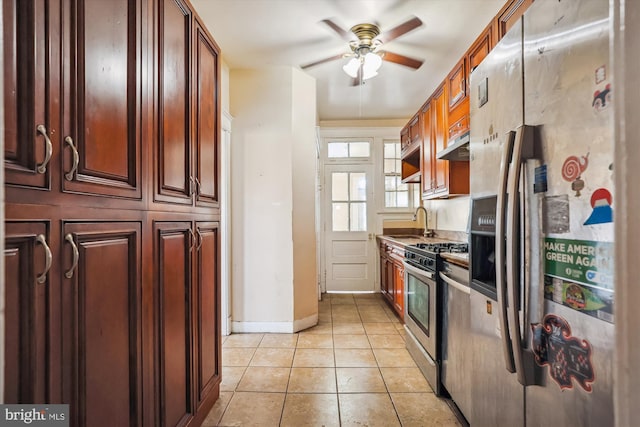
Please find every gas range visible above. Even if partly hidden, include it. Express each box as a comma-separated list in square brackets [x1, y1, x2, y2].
[404, 242, 469, 271]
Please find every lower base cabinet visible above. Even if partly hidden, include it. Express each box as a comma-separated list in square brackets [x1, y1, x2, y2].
[378, 239, 405, 321]
[4, 215, 221, 427]
[62, 222, 143, 427]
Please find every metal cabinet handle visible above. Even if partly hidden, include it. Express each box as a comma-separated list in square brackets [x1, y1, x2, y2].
[189, 229, 196, 251]
[194, 177, 201, 196]
[36, 125, 53, 174]
[65, 233, 79, 279]
[189, 176, 196, 196]
[196, 229, 203, 250]
[35, 234, 52, 284]
[65, 136, 79, 181]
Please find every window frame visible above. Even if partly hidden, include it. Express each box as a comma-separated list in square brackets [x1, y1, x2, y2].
[382, 139, 420, 211]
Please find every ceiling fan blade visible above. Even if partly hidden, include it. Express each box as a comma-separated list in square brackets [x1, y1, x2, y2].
[378, 16, 423, 43]
[321, 19, 354, 41]
[300, 53, 345, 70]
[380, 51, 423, 69]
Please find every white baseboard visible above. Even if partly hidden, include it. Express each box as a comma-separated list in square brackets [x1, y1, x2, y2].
[231, 313, 318, 334]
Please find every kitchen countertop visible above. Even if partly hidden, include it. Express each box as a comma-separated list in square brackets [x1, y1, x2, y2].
[440, 252, 469, 269]
[377, 234, 461, 246]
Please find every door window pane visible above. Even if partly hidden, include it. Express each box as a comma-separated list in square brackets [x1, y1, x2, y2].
[332, 173, 349, 201]
[327, 141, 370, 159]
[350, 203, 367, 231]
[328, 142, 349, 158]
[349, 142, 370, 157]
[350, 173, 366, 201]
[332, 203, 349, 231]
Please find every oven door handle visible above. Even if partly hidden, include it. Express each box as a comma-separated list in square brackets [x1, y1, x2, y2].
[403, 261, 434, 280]
[439, 271, 470, 295]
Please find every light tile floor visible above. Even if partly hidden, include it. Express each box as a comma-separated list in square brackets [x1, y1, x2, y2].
[203, 293, 462, 427]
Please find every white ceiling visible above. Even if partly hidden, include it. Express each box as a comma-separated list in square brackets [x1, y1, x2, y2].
[191, 0, 505, 121]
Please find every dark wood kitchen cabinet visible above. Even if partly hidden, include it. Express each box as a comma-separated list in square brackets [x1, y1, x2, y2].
[378, 238, 405, 321]
[155, 220, 221, 426]
[62, 222, 143, 427]
[60, 0, 143, 200]
[3, 0, 58, 191]
[3, 0, 222, 425]
[156, 1, 220, 208]
[4, 221, 52, 404]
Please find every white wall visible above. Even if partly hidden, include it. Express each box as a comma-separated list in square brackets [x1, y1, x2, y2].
[291, 70, 318, 324]
[424, 196, 471, 232]
[230, 67, 317, 332]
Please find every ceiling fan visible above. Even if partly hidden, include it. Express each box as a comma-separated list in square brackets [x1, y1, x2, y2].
[301, 16, 424, 86]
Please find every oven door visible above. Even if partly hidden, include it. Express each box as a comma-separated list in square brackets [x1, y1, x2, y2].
[403, 261, 438, 361]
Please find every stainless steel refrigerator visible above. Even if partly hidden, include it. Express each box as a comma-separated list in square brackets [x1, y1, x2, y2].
[468, 0, 614, 426]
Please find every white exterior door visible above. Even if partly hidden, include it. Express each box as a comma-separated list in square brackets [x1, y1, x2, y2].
[324, 163, 375, 292]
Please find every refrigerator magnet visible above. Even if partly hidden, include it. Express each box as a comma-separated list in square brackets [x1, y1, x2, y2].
[592, 83, 612, 112]
[531, 314, 595, 392]
[561, 153, 589, 196]
[583, 188, 613, 225]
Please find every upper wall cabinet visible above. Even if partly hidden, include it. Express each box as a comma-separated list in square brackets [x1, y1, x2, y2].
[157, 0, 193, 205]
[400, 113, 421, 183]
[194, 17, 221, 208]
[156, 0, 220, 208]
[61, 0, 144, 200]
[3, 0, 57, 191]
[447, 57, 466, 113]
[3, 0, 145, 202]
[494, 0, 535, 41]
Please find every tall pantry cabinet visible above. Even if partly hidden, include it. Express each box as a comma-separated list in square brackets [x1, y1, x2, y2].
[3, 0, 222, 426]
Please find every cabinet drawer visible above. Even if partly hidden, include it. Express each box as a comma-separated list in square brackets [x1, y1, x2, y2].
[448, 115, 469, 141]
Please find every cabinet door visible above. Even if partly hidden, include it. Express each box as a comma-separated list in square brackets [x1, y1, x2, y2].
[408, 113, 421, 147]
[62, 222, 143, 427]
[448, 57, 466, 111]
[379, 254, 388, 296]
[420, 102, 433, 196]
[385, 258, 395, 304]
[3, 0, 57, 190]
[194, 20, 220, 208]
[468, 25, 493, 75]
[156, 0, 193, 205]
[495, 0, 534, 41]
[62, 0, 142, 199]
[194, 222, 220, 406]
[393, 261, 404, 319]
[4, 222, 52, 403]
[432, 86, 449, 194]
[400, 126, 410, 152]
[155, 221, 194, 426]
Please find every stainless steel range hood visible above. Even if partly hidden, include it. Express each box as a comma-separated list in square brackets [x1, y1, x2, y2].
[436, 131, 469, 161]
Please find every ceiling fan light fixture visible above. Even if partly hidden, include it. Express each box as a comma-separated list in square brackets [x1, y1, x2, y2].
[362, 52, 382, 80]
[342, 57, 360, 78]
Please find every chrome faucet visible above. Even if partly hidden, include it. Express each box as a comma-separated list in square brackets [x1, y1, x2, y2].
[413, 206, 435, 238]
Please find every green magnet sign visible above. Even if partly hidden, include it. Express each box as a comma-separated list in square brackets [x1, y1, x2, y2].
[544, 237, 614, 290]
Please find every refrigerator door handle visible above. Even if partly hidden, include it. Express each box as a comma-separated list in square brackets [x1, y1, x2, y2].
[496, 130, 516, 373]
[506, 125, 537, 386]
